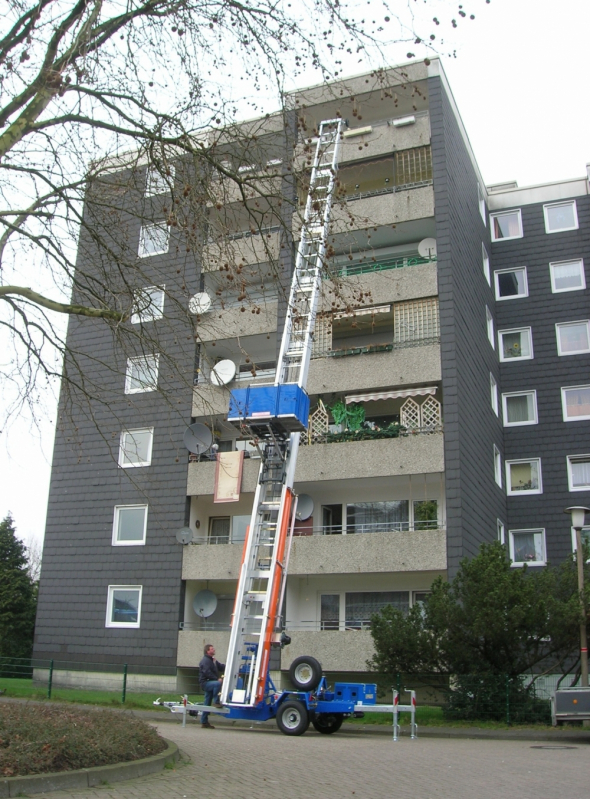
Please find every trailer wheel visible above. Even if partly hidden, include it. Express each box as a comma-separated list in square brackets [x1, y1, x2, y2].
[312, 713, 344, 734]
[276, 700, 310, 736]
[288, 655, 322, 690]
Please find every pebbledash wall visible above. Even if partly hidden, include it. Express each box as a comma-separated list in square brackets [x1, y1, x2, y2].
[33, 58, 590, 686]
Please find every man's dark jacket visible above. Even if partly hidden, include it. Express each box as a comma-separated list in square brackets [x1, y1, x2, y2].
[199, 654, 225, 687]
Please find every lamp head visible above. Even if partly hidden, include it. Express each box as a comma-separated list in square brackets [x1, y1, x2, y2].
[565, 506, 590, 530]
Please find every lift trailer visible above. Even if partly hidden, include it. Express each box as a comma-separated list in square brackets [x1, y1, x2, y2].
[160, 119, 418, 737]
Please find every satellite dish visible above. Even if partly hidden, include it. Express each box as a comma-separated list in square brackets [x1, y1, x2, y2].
[296, 494, 314, 521]
[176, 527, 193, 545]
[189, 292, 212, 315]
[183, 423, 213, 455]
[418, 238, 437, 259]
[210, 359, 236, 386]
[193, 590, 218, 618]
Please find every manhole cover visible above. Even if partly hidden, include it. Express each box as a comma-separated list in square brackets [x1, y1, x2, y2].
[530, 745, 578, 750]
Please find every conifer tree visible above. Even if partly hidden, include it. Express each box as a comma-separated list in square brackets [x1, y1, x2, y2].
[0, 514, 37, 662]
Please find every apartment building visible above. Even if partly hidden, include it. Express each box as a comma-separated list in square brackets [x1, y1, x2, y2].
[33, 58, 590, 687]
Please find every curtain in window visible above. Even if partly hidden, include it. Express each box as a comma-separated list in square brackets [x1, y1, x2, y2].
[571, 460, 590, 488]
[559, 323, 589, 353]
[345, 591, 409, 628]
[346, 501, 409, 533]
[513, 532, 543, 563]
[320, 595, 340, 630]
[565, 387, 590, 417]
[553, 261, 583, 291]
[506, 394, 532, 423]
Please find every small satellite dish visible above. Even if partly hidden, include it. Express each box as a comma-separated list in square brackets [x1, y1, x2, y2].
[183, 423, 213, 455]
[176, 527, 193, 545]
[210, 359, 237, 386]
[296, 494, 314, 521]
[193, 590, 218, 618]
[189, 292, 212, 315]
[418, 238, 437, 259]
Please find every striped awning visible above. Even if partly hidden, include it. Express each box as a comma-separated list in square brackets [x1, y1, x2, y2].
[345, 386, 437, 404]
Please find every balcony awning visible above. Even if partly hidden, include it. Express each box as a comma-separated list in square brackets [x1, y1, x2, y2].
[345, 386, 437, 404]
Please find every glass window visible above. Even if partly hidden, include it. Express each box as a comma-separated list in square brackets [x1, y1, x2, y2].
[145, 165, 175, 196]
[119, 428, 153, 467]
[231, 515, 250, 544]
[571, 526, 590, 560]
[506, 459, 542, 495]
[412, 500, 438, 530]
[509, 530, 546, 566]
[562, 386, 590, 421]
[125, 355, 159, 393]
[113, 505, 148, 545]
[550, 259, 586, 293]
[131, 287, 165, 324]
[497, 519, 505, 544]
[486, 307, 494, 348]
[544, 200, 578, 233]
[567, 455, 590, 491]
[556, 321, 590, 356]
[138, 223, 169, 257]
[412, 592, 430, 614]
[209, 517, 230, 544]
[494, 446, 502, 487]
[478, 184, 486, 223]
[494, 267, 528, 300]
[320, 594, 340, 630]
[502, 391, 537, 426]
[345, 591, 409, 629]
[346, 501, 409, 534]
[106, 586, 142, 628]
[482, 244, 490, 285]
[491, 210, 522, 241]
[499, 328, 533, 361]
[490, 373, 498, 416]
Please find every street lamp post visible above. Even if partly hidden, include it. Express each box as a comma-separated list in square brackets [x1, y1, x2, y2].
[565, 506, 589, 688]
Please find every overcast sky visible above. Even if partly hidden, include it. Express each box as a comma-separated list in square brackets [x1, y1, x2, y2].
[1, 0, 589, 547]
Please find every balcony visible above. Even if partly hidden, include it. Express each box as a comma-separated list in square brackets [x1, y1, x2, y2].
[177, 630, 230, 668]
[202, 228, 281, 271]
[197, 301, 278, 342]
[281, 630, 373, 673]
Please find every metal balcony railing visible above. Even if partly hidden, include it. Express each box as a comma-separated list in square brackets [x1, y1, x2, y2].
[330, 254, 436, 278]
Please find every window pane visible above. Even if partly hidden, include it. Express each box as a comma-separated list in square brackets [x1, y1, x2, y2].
[493, 212, 520, 239]
[111, 589, 140, 623]
[231, 515, 250, 543]
[505, 394, 533, 424]
[546, 203, 576, 232]
[497, 270, 526, 297]
[552, 260, 584, 292]
[570, 459, 590, 488]
[346, 501, 409, 533]
[117, 507, 146, 541]
[139, 223, 169, 257]
[413, 500, 438, 530]
[512, 532, 543, 563]
[209, 517, 230, 543]
[145, 165, 174, 196]
[131, 288, 164, 324]
[321, 595, 340, 630]
[121, 430, 152, 465]
[345, 591, 409, 628]
[558, 322, 589, 354]
[126, 356, 158, 392]
[509, 461, 539, 492]
[564, 387, 590, 419]
[501, 330, 530, 359]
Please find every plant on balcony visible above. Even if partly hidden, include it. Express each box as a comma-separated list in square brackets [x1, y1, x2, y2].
[325, 422, 404, 443]
[326, 400, 365, 431]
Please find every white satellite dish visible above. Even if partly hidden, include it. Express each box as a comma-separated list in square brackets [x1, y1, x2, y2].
[183, 423, 213, 455]
[210, 359, 236, 386]
[176, 527, 194, 545]
[418, 238, 437, 259]
[296, 494, 314, 521]
[193, 590, 218, 618]
[189, 292, 212, 315]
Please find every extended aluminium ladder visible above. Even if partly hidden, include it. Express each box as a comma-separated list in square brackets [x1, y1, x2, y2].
[220, 119, 343, 707]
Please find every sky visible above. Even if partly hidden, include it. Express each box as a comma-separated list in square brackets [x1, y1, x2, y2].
[1, 0, 589, 548]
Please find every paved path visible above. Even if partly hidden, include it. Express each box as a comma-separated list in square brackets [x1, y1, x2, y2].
[46, 721, 589, 799]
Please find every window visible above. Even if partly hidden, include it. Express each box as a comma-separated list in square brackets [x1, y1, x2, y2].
[346, 501, 409, 533]
[231, 515, 250, 543]
[506, 458, 542, 495]
[502, 391, 537, 426]
[494, 267, 528, 300]
[131, 287, 165, 324]
[106, 586, 142, 628]
[490, 373, 498, 415]
[478, 184, 486, 223]
[562, 385, 590, 421]
[567, 455, 590, 491]
[509, 530, 546, 566]
[145, 165, 175, 196]
[320, 594, 340, 630]
[497, 519, 505, 544]
[482, 244, 490, 285]
[571, 527, 590, 560]
[556, 321, 590, 356]
[345, 591, 409, 629]
[499, 328, 533, 361]
[494, 446, 502, 487]
[550, 259, 586, 293]
[412, 500, 438, 530]
[486, 307, 494, 348]
[119, 428, 154, 467]
[112, 505, 148, 545]
[209, 517, 230, 543]
[125, 355, 159, 393]
[543, 200, 578, 233]
[490, 210, 522, 241]
[138, 222, 169, 257]
[412, 591, 431, 611]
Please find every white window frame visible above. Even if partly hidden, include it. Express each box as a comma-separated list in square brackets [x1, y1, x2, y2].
[494, 266, 528, 301]
[482, 243, 490, 285]
[555, 320, 590, 357]
[549, 259, 586, 294]
[486, 307, 495, 349]
[490, 209, 523, 242]
[506, 458, 543, 496]
[501, 390, 538, 427]
[562, 385, 590, 422]
[112, 504, 148, 546]
[478, 184, 486, 224]
[105, 585, 143, 628]
[566, 455, 590, 492]
[490, 373, 498, 416]
[497, 519, 505, 544]
[543, 200, 578, 234]
[145, 165, 175, 197]
[571, 526, 590, 562]
[125, 355, 159, 394]
[119, 428, 154, 468]
[130, 286, 165, 324]
[509, 529, 546, 567]
[499, 327, 533, 362]
[494, 445, 502, 488]
[138, 222, 169, 258]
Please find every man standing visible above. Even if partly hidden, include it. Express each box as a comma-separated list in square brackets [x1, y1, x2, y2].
[199, 644, 225, 729]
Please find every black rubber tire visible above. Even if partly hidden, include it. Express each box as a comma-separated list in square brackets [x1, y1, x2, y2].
[312, 713, 344, 734]
[288, 655, 323, 691]
[276, 700, 310, 736]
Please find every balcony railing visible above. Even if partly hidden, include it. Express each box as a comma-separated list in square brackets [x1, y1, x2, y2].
[330, 254, 436, 279]
[304, 423, 442, 445]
